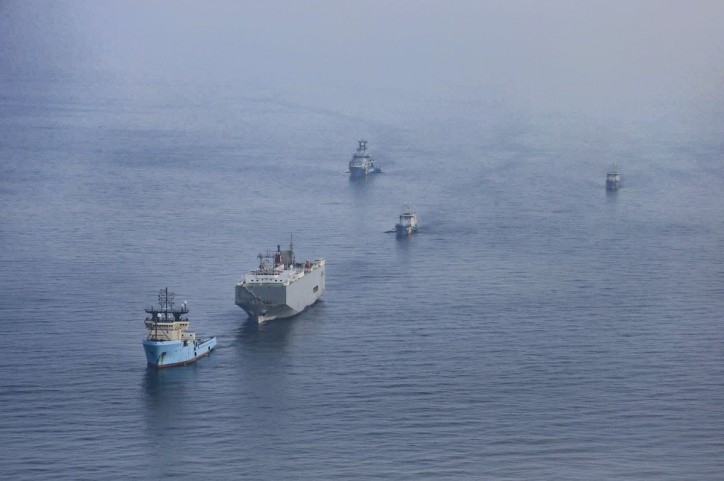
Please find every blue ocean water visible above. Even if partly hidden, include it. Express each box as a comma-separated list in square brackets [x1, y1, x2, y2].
[1, 76, 723, 480]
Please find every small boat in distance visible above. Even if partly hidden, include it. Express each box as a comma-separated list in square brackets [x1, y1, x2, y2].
[349, 139, 382, 177]
[395, 202, 419, 236]
[606, 165, 621, 191]
[143, 288, 216, 368]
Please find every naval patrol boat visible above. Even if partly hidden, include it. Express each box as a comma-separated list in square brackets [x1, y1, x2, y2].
[235, 241, 325, 323]
[349, 139, 381, 177]
[143, 288, 216, 367]
[395, 202, 419, 236]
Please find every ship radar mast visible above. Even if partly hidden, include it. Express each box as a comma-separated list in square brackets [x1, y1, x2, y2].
[147, 287, 188, 323]
[158, 287, 174, 310]
[289, 234, 295, 265]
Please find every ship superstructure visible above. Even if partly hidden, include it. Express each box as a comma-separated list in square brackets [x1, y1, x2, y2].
[235, 241, 325, 323]
[143, 288, 216, 367]
[349, 139, 381, 177]
[395, 202, 419, 236]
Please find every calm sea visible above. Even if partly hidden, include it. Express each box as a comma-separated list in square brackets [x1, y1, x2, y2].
[1, 76, 723, 480]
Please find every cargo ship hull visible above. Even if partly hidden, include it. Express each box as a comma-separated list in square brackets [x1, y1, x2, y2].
[235, 263, 325, 323]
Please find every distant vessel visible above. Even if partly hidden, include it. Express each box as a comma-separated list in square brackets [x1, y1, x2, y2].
[143, 288, 216, 368]
[349, 139, 381, 177]
[395, 202, 419, 236]
[235, 240, 325, 323]
[606, 166, 621, 191]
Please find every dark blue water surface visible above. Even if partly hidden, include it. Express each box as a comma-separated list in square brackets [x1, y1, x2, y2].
[1, 76, 723, 480]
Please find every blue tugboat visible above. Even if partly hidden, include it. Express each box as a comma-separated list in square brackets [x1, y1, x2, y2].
[143, 288, 216, 368]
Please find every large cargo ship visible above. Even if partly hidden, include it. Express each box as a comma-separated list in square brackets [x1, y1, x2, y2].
[143, 288, 216, 368]
[348, 139, 381, 177]
[235, 241, 325, 323]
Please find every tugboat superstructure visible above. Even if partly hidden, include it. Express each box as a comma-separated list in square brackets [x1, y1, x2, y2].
[235, 241, 325, 323]
[395, 202, 419, 236]
[349, 139, 381, 177]
[143, 288, 216, 367]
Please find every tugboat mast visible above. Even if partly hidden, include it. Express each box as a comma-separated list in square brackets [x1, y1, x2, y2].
[141, 287, 216, 367]
[159, 287, 174, 320]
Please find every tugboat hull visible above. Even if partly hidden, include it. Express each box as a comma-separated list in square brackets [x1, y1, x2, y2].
[395, 224, 418, 236]
[143, 337, 217, 368]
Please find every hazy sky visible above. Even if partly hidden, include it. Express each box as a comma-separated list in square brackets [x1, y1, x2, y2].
[1, 0, 723, 115]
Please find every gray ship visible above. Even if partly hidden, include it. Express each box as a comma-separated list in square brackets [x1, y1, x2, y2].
[606, 165, 621, 191]
[235, 241, 325, 323]
[349, 139, 381, 177]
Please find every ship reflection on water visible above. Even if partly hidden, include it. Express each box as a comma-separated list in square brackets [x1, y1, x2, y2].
[142, 363, 203, 403]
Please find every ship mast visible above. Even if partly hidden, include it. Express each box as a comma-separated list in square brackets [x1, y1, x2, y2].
[145, 287, 189, 341]
[159, 287, 174, 320]
[290, 234, 295, 265]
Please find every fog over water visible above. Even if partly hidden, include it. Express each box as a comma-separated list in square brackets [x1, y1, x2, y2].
[2, 1, 723, 117]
